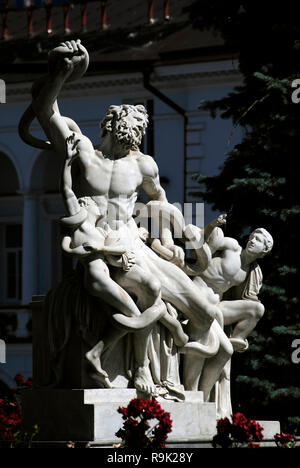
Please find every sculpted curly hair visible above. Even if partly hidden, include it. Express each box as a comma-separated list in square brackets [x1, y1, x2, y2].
[99, 104, 149, 150]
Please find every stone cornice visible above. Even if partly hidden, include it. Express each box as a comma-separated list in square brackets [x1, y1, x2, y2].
[5, 60, 242, 103]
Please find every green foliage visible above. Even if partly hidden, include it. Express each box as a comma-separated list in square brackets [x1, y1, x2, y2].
[9, 425, 39, 449]
[185, 1, 300, 432]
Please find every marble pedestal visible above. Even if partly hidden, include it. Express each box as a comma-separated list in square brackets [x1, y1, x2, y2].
[21, 388, 217, 444]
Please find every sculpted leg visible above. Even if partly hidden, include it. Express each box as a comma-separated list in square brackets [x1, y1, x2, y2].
[86, 326, 127, 388]
[86, 265, 141, 318]
[84, 266, 142, 384]
[113, 264, 165, 396]
[159, 313, 188, 347]
[183, 354, 206, 391]
[145, 253, 219, 331]
[198, 320, 233, 401]
[219, 300, 265, 352]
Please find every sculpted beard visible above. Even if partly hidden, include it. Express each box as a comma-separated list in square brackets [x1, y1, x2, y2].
[115, 120, 144, 150]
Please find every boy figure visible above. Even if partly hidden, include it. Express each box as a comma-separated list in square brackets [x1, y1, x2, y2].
[183, 217, 273, 395]
[198, 219, 273, 352]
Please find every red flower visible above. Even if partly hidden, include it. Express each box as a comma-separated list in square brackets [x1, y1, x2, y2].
[217, 417, 231, 435]
[213, 413, 264, 448]
[117, 406, 128, 419]
[25, 377, 33, 387]
[274, 432, 295, 448]
[0, 397, 21, 440]
[248, 420, 264, 442]
[116, 398, 172, 449]
[14, 373, 24, 387]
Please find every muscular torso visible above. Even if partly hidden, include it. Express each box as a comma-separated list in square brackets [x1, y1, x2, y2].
[200, 247, 249, 296]
[78, 149, 146, 228]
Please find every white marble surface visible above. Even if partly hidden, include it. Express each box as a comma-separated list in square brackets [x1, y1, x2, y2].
[19, 40, 274, 423]
[22, 388, 215, 442]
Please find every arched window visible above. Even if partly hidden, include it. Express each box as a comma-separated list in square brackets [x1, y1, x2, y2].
[30, 149, 63, 193]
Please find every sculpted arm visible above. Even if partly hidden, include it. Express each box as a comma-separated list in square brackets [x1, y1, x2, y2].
[140, 156, 185, 265]
[141, 157, 168, 203]
[31, 40, 93, 162]
[61, 135, 81, 216]
[207, 226, 240, 255]
[140, 156, 174, 247]
[204, 215, 239, 255]
[61, 134, 98, 215]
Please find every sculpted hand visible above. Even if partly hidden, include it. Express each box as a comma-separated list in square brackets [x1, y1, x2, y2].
[138, 227, 149, 243]
[51, 39, 87, 78]
[65, 133, 80, 164]
[215, 214, 227, 227]
[105, 255, 123, 268]
[168, 245, 185, 268]
[121, 251, 136, 271]
[184, 224, 201, 242]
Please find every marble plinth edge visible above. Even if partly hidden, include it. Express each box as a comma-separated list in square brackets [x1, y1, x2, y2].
[21, 388, 216, 443]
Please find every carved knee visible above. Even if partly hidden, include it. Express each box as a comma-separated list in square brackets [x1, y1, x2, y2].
[254, 302, 265, 320]
[244, 301, 265, 320]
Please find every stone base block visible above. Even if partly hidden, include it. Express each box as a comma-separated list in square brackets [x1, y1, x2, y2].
[21, 389, 217, 443]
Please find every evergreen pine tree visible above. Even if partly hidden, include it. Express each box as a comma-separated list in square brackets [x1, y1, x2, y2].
[184, 1, 300, 431]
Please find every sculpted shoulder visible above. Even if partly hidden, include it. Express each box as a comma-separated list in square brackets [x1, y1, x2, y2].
[229, 238, 241, 252]
[136, 153, 158, 179]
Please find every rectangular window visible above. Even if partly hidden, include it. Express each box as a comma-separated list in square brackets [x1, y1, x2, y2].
[0, 223, 22, 303]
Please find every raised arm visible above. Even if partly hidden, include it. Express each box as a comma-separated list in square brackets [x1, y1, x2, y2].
[206, 225, 240, 255]
[61, 134, 81, 216]
[204, 214, 227, 241]
[31, 40, 91, 160]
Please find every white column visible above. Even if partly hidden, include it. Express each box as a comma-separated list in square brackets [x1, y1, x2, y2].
[21, 191, 39, 305]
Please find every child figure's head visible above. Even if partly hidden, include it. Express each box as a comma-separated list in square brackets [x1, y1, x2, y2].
[78, 196, 100, 220]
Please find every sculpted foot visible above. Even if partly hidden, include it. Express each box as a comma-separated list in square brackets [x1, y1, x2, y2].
[89, 372, 113, 389]
[85, 346, 105, 374]
[161, 380, 185, 401]
[85, 347, 112, 387]
[134, 366, 157, 397]
[230, 337, 249, 353]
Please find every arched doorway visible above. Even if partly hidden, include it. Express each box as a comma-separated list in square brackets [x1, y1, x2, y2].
[29, 150, 72, 293]
[30, 149, 63, 194]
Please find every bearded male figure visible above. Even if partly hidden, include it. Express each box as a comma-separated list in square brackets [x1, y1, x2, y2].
[19, 39, 234, 398]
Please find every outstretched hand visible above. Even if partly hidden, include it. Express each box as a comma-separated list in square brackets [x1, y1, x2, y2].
[65, 133, 80, 164]
[215, 214, 227, 227]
